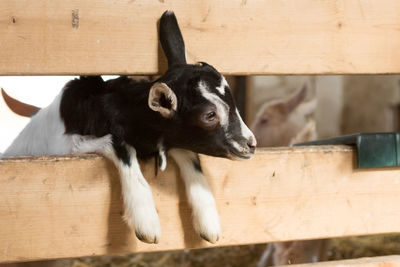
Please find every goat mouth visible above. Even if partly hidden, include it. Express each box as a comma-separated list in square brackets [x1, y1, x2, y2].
[228, 149, 253, 160]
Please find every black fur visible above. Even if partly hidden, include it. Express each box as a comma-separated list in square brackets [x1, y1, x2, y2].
[60, 76, 110, 137]
[60, 64, 236, 160]
[159, 11, 186, 67]
[112, 136, 131, 166]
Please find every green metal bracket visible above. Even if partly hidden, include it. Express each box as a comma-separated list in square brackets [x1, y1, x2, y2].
[294, 132, 400, 168]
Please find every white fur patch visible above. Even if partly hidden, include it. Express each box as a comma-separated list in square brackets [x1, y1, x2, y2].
[4, 92, 73, 156]
[169, 149, 221, 243]
[71, 134, 112, 154]
[3, 90, 115, 157]
[198, 80, 230, 130]
[158, 139, 167, 171]
[235, 108, 256, 143]
[101, 144, 161, 244]
[215, 76, 228, 95]
[226, 109, 257, 152]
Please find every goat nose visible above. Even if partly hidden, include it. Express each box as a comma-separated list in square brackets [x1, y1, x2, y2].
[247, 137, 257, 150]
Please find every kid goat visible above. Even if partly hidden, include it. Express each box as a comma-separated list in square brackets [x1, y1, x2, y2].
[2, 11, 256, 244]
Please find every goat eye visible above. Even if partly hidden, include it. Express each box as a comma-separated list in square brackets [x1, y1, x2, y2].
[260, 117, 269, 124]
[205, 111, 216, 121]
[197, 110, 219, 130]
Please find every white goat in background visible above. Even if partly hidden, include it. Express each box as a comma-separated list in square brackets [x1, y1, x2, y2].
[251, 86, 325, 266]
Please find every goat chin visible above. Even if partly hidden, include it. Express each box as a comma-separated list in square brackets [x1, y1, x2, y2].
[228, 154, 253, 161]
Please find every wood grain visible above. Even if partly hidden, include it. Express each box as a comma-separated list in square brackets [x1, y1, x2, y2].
[2, 146, 400, 263]
[1, 0, 400, 75]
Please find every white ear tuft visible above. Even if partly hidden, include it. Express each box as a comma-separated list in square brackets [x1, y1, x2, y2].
[148, 82, 177, 118]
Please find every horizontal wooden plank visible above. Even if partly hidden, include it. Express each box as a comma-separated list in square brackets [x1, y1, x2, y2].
[2, 146, 400, 262]
[1, 0, 400, 75]
[286, 255, 400, 267]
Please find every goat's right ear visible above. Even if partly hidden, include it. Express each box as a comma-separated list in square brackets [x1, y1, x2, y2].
[159, 11, 187, 68]
[148, 82, 178, 118]
[284, 84, 307, 114]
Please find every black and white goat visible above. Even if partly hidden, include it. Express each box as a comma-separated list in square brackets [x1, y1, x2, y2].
[2, 11, 256, 244]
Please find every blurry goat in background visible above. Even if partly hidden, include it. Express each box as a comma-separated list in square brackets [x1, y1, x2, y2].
[251, 85, 326, 266]
[251, 85, 317, 147]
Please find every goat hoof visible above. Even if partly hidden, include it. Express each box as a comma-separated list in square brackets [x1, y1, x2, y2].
[200, 232, 219, 244]
[194, 206, 221, 244]
[132, 217, 161, 244]
[199, 231, 219, 244]
[200, 233, 210, 242]
[135, 230, 160, 244]
[124, 207, 161, 244]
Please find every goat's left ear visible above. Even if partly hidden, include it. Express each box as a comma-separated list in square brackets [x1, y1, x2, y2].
[148, 82, 178, 118]
[159, 11, 187, 68]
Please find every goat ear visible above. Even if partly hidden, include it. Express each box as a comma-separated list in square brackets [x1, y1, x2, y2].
[148, 82, 178, 118]
[298, 98, 317, 116]
[284, 84, 307, 113]
[159, 11, 187, 68]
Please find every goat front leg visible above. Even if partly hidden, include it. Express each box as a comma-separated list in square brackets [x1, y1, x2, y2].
[102, 140, 161, 244]
[169, 149, 221, 243]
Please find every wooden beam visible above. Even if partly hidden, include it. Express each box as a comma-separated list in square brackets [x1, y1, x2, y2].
[2, 146, 400, 263]
[285, 255, 400, 267]
[1, 0, 400, 75]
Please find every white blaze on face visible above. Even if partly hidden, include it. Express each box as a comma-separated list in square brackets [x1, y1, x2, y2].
[235, 108, 256, 146]
[198, 80, 230, 130]
[198, 79, 257, 148]
[215, 76, 228, 95]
